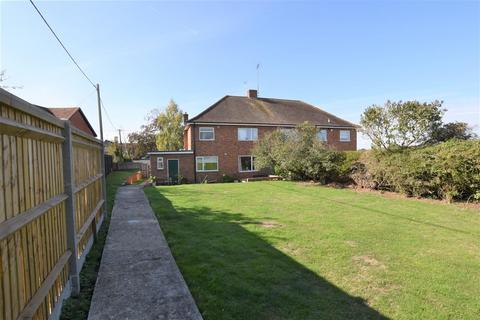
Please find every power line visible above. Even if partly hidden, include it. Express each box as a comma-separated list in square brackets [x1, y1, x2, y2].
[100, 99, 118, 131]
[29, 0, 120, 136]
[29, 0, 96, 89]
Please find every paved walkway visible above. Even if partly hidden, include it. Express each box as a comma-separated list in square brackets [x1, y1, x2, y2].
[88, 185, 202, 320]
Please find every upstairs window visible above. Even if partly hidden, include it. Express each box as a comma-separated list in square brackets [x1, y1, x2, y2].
[196, 156, 218, 172]
[238, 128, 258, 141]
[239, 156, 256, 172]
[340, 130, 351, 142]
[280, 128, 295, 138]
[317, 129, 328, 142]
[199, 127, 215, 140]
[157, 157, 164, 170]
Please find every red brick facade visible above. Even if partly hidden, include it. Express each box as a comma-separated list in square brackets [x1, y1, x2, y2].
[149, 91, 358, 183]
[150, 152, 195, 183]
[150, 125, 357, 183]
[191, 125, 356, 182]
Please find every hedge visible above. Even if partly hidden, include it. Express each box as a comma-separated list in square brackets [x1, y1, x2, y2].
[349, 140, 480, 201]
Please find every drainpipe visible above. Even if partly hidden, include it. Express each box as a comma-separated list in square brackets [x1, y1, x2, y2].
[192, 123, 197, 183]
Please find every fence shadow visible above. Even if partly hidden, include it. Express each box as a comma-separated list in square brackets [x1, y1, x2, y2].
[146, 188, 389, 320]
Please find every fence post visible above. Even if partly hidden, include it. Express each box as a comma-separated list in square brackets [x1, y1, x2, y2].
[62, 120, 80, 295]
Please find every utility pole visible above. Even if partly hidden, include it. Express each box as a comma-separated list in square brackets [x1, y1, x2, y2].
[118, 129, 123, 156]
[96, 84, 107, 219]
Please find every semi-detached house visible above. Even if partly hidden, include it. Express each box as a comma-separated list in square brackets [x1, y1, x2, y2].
[148, 90, 358, 183]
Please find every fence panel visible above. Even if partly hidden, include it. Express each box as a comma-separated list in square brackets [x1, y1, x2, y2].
[0, 88, 105, 320]
[71, 129, 104, 266]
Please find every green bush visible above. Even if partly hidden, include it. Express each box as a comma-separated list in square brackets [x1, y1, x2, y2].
[253, 123, 345, 183]
[337, 150, 363, 182]
[350, 140, 480, 201]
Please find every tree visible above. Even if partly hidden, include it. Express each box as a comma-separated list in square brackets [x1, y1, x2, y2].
[360, 100, 445, 150]
[253, 122, 344, 183]
[105, 138, 123, 163]
[431, 121, 477, 143]
[127, 109, 160, 159]
[156, 99, 184, 151]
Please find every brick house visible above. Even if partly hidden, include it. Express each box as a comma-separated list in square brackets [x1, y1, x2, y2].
[44, 107, 97, 137]
[149, 90, 358, 183]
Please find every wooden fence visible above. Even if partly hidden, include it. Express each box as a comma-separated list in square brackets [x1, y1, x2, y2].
[0, 88, 106, 320]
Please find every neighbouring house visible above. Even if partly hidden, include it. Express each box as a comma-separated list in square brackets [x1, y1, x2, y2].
[149, 90, 358, 183]
[43, 106, 97, 137]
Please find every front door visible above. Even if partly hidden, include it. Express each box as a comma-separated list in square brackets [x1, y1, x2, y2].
[168, 159, 179, 184]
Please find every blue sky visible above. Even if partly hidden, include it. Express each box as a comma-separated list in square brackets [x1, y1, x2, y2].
[1, 0, 479, 148]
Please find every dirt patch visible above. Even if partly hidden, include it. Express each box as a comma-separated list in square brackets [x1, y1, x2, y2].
[352, 255, 385, 268]
[260, 220, 283, 228]
[281, 242, 304, 256]
[345, 240, 358, 247]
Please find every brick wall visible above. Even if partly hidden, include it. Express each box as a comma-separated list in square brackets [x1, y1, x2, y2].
[150, 153, 195, 183]
[70, 111, 96, 137]
[188, 124, 357, 182]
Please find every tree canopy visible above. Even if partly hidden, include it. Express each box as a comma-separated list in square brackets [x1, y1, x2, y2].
[127, 109, 160, 159]
[155, 99, 184, 151]
[360, 100, 445, 150]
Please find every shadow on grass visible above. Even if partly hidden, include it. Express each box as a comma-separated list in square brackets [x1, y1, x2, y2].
[146, 188, 389, 320]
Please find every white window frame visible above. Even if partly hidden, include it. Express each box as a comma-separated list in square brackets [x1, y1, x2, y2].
[317, 129, 328, 142]
[157, 157, 164, 170]
[339, 130, 351, 142]
[199, 127, 215, 141]
[238, 155, 257, 172]
[196, 156, 219, 172]
[237, 127, 258, 141]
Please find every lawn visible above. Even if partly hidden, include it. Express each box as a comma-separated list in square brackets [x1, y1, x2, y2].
[144, 181, 480, 320]
[61, 170, 136, 320]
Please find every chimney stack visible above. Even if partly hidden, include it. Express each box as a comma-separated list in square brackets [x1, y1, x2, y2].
[183, 112, 189, 124]
[247, 89, 258, 99]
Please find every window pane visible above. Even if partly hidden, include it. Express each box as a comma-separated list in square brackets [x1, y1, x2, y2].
[317, 129, 327, 141]
[238, 128, 248, 140]
[157, 157, 164, 169]
[238, 128, 257, 141]
[251, 128, 258, 140]
[199, 128, 214, 140]
[240, 156, 252, 171]
[196, 158, 203, 171]
[197, 156, 218, 171]
[340, 130, 350, 141]
[204, 162, 218, 171]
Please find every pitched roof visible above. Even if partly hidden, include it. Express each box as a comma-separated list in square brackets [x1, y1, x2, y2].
[189, 95, 358, 127]
[46, 107, 79, 120]
[45, 107, 97, 137]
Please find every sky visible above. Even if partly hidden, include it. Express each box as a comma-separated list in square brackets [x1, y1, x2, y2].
[1, 0, 479, 149]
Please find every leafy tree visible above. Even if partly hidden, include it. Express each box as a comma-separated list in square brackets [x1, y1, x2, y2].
[127, 109, 160, 159]
[156, 99, 184, 151]
[431, 121, 477, 143]
[105, 138, 123, 163]
[360, 100, 444, 150]
[253, 122, 344, 183]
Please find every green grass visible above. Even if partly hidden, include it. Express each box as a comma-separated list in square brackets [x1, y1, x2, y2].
[144, 181, 480, 320]
[60, 170, 135, 320]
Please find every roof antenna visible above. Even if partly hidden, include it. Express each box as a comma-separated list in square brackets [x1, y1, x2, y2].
[256, 63, 260, 95]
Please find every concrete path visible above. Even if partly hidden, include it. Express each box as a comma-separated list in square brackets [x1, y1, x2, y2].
[88, 185, 202, 320]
